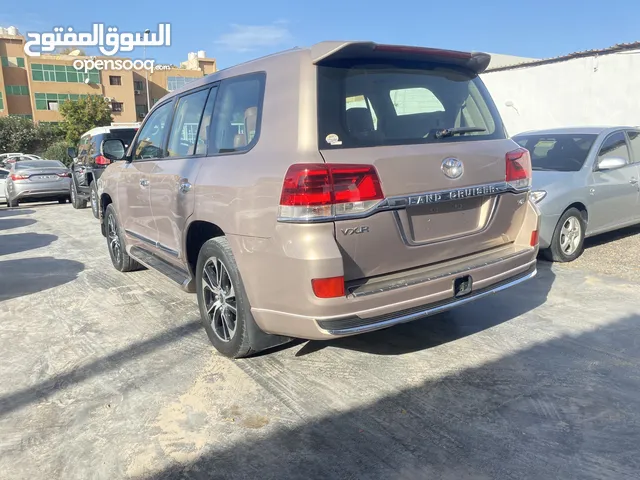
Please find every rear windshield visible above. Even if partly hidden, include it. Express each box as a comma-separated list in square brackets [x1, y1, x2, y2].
[514, 134, 597, 172]
[16, 160, 65, 169]
[317, 61, 505, 149]
[106, 128, 137, 147]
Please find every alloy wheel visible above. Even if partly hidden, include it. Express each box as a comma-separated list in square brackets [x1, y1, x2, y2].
[107, 214, 122, 264]
[560, 216, 581, 256]
[202, 257, 237, 342]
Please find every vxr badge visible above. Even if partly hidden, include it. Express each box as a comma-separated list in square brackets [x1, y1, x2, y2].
[341, 226, 370, 235]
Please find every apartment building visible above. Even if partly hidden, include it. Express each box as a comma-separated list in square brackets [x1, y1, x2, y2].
[0, 27, 216, 123]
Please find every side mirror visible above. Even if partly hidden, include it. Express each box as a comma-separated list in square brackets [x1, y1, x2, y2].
[67, 147, 77, 158]
[101, 139, 126, 161]
[597, 157, 627, 171]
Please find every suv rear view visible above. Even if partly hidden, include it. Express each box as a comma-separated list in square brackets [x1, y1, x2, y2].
[96, 42, 540, 359]
[69, 126, 137, 217]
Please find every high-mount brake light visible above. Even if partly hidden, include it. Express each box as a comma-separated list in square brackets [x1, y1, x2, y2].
[278, 163, 384, 222]
[506, 148, 532, 190]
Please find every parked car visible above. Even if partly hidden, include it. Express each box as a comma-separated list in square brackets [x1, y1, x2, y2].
[67, 125, 138, 217]
[0, 167, 9, 203]
[96, 41, 540, 358]
[514, 127, 640, 262]
[4, 159, 71, 207]
[1, 154, 42, 168]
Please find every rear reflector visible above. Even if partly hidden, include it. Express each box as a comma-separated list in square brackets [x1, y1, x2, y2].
[10, 174, 28, 181]
[506, 148, 532, 190]
[95, 155, 111, 165]
[279, 164, 384, 221]
[530, 230, 539, 247]
[312, 276, 345, 298]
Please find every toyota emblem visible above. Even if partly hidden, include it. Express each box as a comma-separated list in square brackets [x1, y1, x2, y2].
[441, 158, 464, 179]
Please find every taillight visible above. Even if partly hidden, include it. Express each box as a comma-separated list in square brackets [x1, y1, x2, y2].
[10, 174, 28, 181]
[95, 155, 111, 165]
[506, 148, 532, 190]
[279, 164, 384, 221]
[311, 276, 345, 298]
[57, 172, 71, 178]
[530, 230, 539, 247]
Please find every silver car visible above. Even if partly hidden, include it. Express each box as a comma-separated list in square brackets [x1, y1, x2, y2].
[514, 127, 640, 262]
[5, 160, 71, 207]
[0, 167, 8, 203]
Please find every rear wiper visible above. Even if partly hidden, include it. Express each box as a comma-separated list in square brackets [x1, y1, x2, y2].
[434, 127, 487, 139]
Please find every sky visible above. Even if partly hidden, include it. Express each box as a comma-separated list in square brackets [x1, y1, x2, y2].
[2, 0, 639, 70]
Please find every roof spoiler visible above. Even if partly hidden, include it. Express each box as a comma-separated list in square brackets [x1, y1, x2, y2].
[311, 41, 491, 74]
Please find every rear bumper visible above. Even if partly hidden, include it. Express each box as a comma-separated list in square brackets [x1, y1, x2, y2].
[12, 184, 70, 200]
[250, 252, 537, 340]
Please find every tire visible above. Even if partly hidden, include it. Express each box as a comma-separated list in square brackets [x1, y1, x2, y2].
[542, 207, 586, 262]
[195, 237, 289, 358]
[8, 197, 18, 208]
[70, 179, 87, 209]
[104, 204, 142, 272]
[90, 181, 99, 218]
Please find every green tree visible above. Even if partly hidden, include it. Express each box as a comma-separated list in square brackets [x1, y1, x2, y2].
[59, 95, 113, 145]
[44, 140, 73, 166]
[0, 116, 37, 154]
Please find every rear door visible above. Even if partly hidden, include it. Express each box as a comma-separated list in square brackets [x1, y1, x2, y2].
[147, 86, 216, 262]
[589, 131, 638, 230]
[317, 54, 527, 280]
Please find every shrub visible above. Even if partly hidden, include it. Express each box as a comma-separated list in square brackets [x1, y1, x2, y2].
[44, 141, 73, 166]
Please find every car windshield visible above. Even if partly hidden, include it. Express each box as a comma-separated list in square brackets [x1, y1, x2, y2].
[514, 134, 598, 172]
[317, 60, 505, 149]
[16, 160, 66, 169]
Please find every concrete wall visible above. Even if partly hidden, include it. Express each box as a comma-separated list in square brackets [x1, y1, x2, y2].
[481, 50, 640, 135]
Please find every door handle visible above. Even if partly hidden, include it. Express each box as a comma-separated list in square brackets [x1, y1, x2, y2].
[178, 182, 192, 193]
[140, 179, 149, 187]
[630, 178, 638, 185]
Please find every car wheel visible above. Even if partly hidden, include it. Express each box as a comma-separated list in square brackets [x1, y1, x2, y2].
[104, 204, 142, 272]
[195, 237, 289, 358]
[71, 180, 87, 209]
[90, 182, 99, 218]
[543, 207, 586, 262]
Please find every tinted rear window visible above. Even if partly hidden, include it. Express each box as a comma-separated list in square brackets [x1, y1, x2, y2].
[106, 128, 137, 147]
[514, 134, 597, 172]
[317, 61, 505, 149]
[16, 160, 65, 169]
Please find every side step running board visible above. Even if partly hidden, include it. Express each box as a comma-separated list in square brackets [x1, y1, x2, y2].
[130, 246, 194, 292]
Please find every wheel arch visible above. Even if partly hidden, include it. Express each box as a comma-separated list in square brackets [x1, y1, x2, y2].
[185, 220, 225, 276]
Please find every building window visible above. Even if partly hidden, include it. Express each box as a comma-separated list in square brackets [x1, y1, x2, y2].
[167, 76, 196, 92]
[111, 102, 123, 112]
[0, 92, 3, 110]
[1, 56, 25, 68]
[31, 64, 100, 84]
[47, 101, 59, 111]
[35, 92, 88, 110]
[109, 75, 122, 86]
[134, 80, 144, 91]
[9, 114, 33, 120]
[135, 104, 147, 118]
[5, 85, 29, 96]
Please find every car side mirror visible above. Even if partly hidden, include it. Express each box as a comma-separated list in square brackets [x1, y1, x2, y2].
[597, 157, 627, 171]
[67, 147, 77, 158]
[101, 139, 127, 161]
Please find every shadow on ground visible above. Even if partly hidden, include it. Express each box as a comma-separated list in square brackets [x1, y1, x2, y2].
[296, 262, 555, 357]
[0, 320, 201, 417]
[583, 224, 640, 249]
[145, 311, 640, 480]
[0, 232, 58, 256]
[0, 208, 36, 217]
[0, 257, 84, 302]
[0, 217, 37, 231]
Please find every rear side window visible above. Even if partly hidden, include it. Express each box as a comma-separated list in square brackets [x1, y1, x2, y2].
[210, 73, 265, 154]
[317, 61, 504, 149]
[514, 134, 597, 172]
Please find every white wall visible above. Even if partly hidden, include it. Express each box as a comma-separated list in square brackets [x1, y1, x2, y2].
[481, 50, 640, 135]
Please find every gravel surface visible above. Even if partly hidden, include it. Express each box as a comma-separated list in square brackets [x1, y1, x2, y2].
[552, 224, 640, 281]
